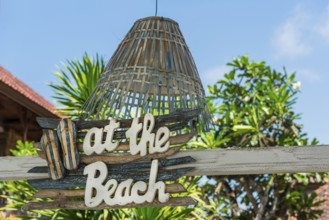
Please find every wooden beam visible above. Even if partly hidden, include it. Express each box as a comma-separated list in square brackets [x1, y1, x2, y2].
[36, 108, 201, 130]
[28, 167, 194, 189]
[172, 145, 329, 176]
[23, 197, 197, 210]
[1, 145, 329, 181]
[32, 184, 186, 199]
[34, 131, 197, 153]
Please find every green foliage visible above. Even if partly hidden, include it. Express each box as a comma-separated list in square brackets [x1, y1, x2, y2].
[10, 141, 38, 156]
[0, 54, 212, 220]
[285, 188, 323, 219]
[198, 55, 326, 219]
[0, 141, 125, 220]
[2, 54, 325, 219]
[50, 53, 105, 118]
[0, 141, 45, 219]
[207, 55, 307, 148]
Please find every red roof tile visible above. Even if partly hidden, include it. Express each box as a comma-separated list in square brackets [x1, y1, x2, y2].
[0, 66, 61, 118]
[315, 182, 329, 220]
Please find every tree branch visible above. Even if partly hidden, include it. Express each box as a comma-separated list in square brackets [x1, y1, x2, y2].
[222, 179, 240, 216]
[255, 176, 275, 220]
[241, 176, 259, 213]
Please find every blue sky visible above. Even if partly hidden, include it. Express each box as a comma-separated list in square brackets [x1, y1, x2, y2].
[0, 0, 328, 144]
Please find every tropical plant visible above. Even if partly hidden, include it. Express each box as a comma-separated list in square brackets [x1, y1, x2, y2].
[0, 141, 127, 220]
[1, 54, 214, 220]
[50, 53, 105, 118]
[190, 55, 327, 219]
[49, 54, 225, 219]
[3, 54, 324, 220]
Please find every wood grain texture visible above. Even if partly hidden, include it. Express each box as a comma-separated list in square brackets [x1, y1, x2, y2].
[28, 156, 196, 175]
[36, 145, 185, 165]
[3, 146, 329, 180]
[35, 131, 196, 153]
[168, 145, 329, 176]
[80, 145, 183, 164]
[23, 197, 197, 210]
[36, 109, 201, 130]
[76, 121, 190, 140]
[78, 17, 212, 131]
[27, 167, 194, 189]
[40, 130, 66, 180]
[32, 183, 186, 199]
[57, 118, 80, 170]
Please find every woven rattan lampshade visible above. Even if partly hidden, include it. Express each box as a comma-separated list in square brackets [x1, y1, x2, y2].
[81, 16, 211, 130]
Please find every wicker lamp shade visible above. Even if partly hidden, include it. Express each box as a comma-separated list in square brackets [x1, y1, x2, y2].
[81, 16, 211, 130]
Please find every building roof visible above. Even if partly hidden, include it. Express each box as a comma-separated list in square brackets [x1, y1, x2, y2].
[0, 66, 61, 118]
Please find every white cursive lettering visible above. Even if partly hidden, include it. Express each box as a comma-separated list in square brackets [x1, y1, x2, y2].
[83, 119, 120, 155]
[126, 113, 169, 156]
[84, 160, 170, 207]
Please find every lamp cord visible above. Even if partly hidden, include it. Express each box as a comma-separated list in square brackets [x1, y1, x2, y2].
[155, 0, 158, 16]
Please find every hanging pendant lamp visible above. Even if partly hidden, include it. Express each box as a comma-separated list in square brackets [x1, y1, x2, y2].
[81, 16, 211, 130]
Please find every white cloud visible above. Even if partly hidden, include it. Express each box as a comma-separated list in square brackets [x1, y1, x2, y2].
[273, 3, 329, 58]
[202, 65, 229, 86]
[297, 68, 321, 82]
[315, 5, 329, 44]
[273, 7, 311, 59]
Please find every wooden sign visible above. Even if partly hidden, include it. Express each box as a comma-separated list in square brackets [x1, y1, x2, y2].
[23, 110, 201, 210]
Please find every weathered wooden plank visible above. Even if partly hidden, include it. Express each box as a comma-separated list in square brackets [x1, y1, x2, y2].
[36, 118, 60, 130]
[28, 156, 196, 175]
[35, 131, 196, 153]
[168, 145, 329, 176]
[77, 129, 127, 140]
[165, 183, 187, 193]
[0, 156, 48, 180]
[80, 152, 145, 164]
[33, 189, 85, 198]
[169, 131, 197, 145]
[36, 145, 184, 165]
[32, 183, 186, 199]
[23, 197, 197, 210]
[80, 145, 183, 164]
[77, 131, 197, 150]
[3, 146, 329, 181]
[36, 108, 201, 129]
[76, 121, 189, 140]
[28, 167, 194, 189]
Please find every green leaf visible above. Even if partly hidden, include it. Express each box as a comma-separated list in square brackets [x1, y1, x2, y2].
[50, 53, 105, 119]
[232, 125, 256, 132]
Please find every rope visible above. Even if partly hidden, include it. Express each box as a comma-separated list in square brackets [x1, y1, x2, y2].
[155, 0, 158, 16]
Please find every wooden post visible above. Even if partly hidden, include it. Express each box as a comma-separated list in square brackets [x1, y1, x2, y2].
[19, 107, 29, 141]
